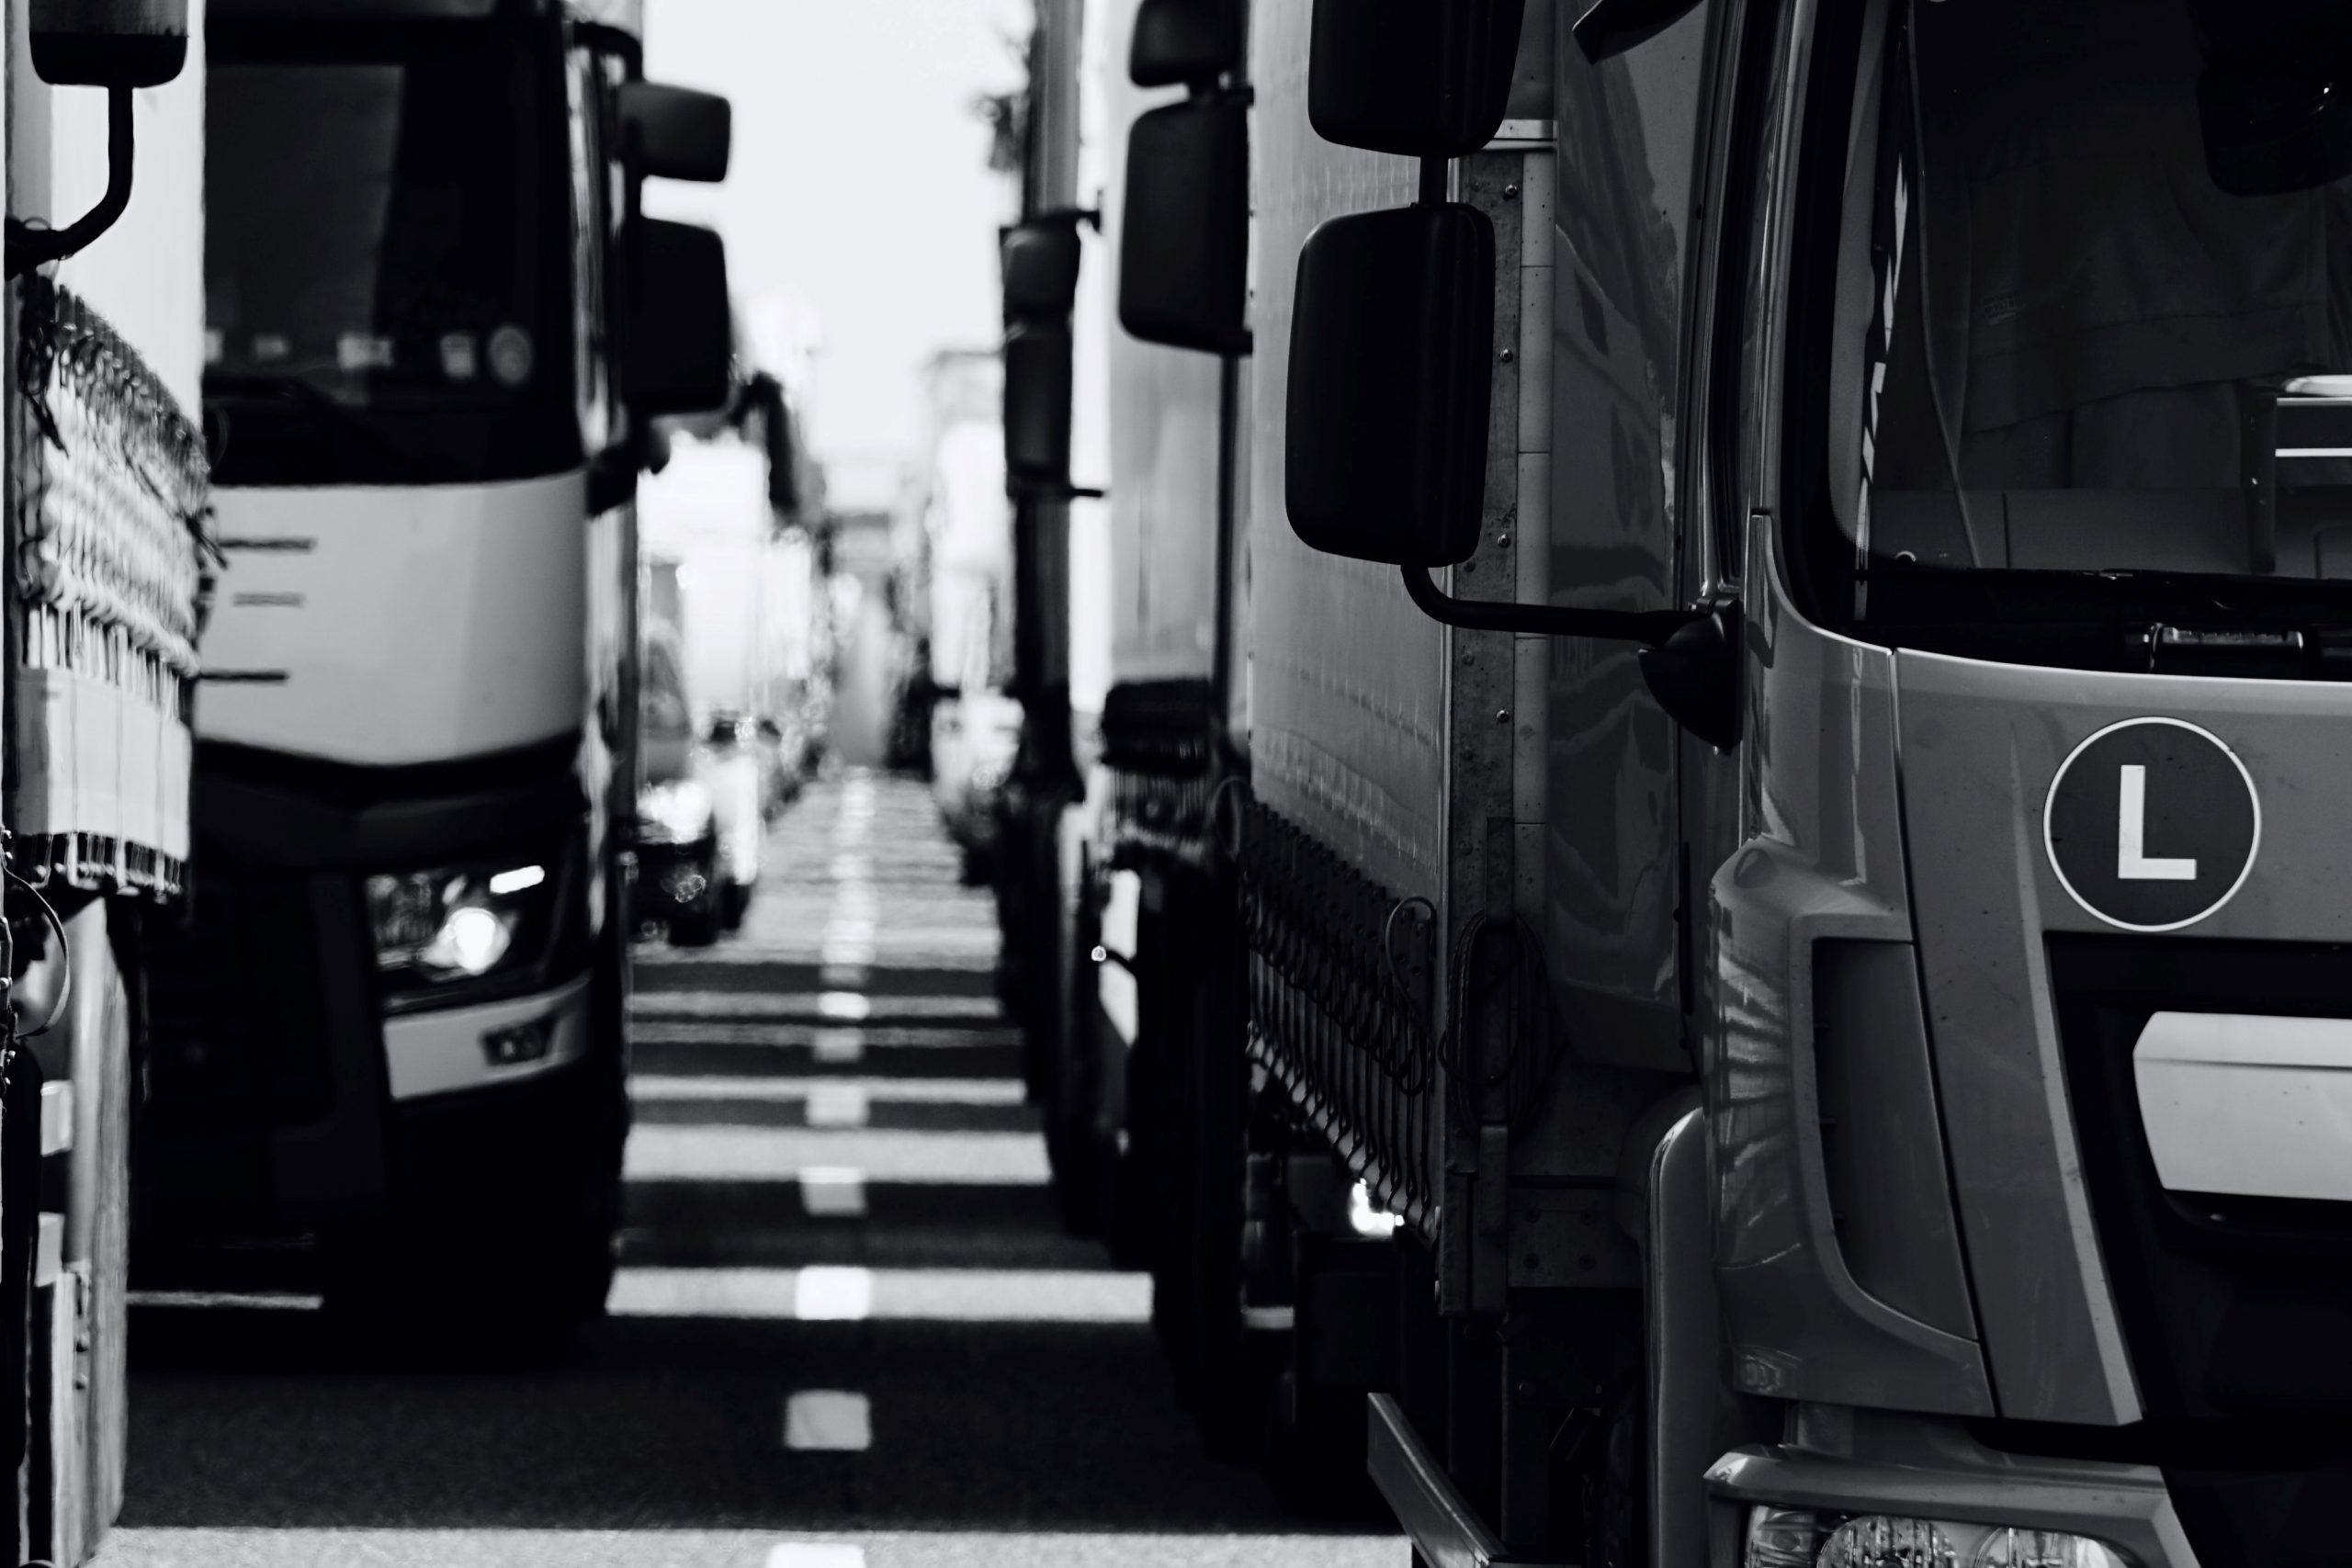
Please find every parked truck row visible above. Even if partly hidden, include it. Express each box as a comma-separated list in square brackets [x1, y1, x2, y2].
[996, 0, 2352, 1564]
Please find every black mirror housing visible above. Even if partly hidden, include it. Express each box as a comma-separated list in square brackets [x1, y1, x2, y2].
[1120, 97, 1250, 355]
[1002, 218, 1084, 322]
[1004, 320, 1076, 492]
[630, 219, 734, 420]
[31, 0, 187, 87]
[1285, 204, 1494, 567]
[1131, 0, 1243, 87]
[1308, 0, 1527, 157]
[1570, 0, 1704, 64]
[619, 82, 732, 184]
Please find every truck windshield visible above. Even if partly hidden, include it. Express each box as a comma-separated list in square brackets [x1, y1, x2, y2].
[1817, 0, 2352, 652]
[203, 19, 577, 488]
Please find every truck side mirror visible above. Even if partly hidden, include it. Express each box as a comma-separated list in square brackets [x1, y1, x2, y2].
[1002, 217, 1085, 321]
[1309, 0, 1526, 157]
[1120, 97, 1250, 355]
[30, 0, 187, 87]
[1569, 0, 1704, 63]
[618, 82, 732, 184]
[1131, 0, 1243, 86]
[1003, 320, 1076, 494]
[630, 220, 733, 419]
[1285, 205, 1494, 566]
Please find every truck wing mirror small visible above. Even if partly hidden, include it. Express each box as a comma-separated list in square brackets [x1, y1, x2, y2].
[1287, 203, 1739, 747]
[628, 220, 734, 421]
[1286, 204, 1495, 566]
[1120, 97, 1251, 355]
[1308, 0, 1526, 157]
[30, 0, 187, 87]
[1131, 0, 1243, 87]
[1004, 319, 1091, 500]
[619, 82, 732, 184]
[1569, 0, 1704, 64]
[1002, 215, 1088, 323]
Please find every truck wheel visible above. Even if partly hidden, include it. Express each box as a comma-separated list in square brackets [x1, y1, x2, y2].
[669, 887, 722, 948]
[14, 897, 136, 1565]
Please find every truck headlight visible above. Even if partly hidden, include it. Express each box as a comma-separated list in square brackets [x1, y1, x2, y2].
[1749, 1508, 2132, 1568]
[368, 849, 570, 998]
[636, 778, 715, 846]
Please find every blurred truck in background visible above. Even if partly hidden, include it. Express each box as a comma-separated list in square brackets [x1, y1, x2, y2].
[144, 0, 735, 1352]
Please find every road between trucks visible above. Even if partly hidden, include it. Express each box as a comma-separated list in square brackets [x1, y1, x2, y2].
[91, 773, 1404, 1568]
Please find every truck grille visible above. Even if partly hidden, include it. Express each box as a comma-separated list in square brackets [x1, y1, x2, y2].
[146, 871, 334, 1127]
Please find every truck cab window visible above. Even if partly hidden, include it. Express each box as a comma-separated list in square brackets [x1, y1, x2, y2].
[204, 17, 581, 488]
[1800, 0, 2352, 662]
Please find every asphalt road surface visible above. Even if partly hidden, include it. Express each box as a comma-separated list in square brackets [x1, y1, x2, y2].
[98, 771, 1404, 1568]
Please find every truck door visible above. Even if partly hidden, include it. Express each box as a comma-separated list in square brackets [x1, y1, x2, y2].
[1546, 1, 1717, 1071]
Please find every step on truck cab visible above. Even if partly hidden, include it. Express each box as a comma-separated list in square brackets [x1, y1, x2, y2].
[1073, 0, 2352, 1561]
[143, 0, 736, 1342]
[3, 1, 213, 1559]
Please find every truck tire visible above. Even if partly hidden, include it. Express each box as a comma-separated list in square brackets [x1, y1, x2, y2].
[669, 885, 722, 949]
[1182, 881, 1259, 1457]
[16, 897, 135, 1565]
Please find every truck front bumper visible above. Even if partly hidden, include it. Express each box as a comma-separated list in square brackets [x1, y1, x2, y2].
[1368, 1394, 2202, 1568]
[1705, 1439, 2190, 1568]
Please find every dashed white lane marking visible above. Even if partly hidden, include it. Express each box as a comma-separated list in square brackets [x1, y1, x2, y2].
[818, 992, 872, 1021]
[630, 1074, 1023, 1105]
[785, 1390, 872, 1451]
[629, 1127, 1047, 1183]
[607, 1268, 1150, 1323]
[830, 854, 873, 881]
[822, 919, 876, 946]
[765, 1544, 866, 1568]
[812, 1027, 865, 1065]
[820, 964, 871, 991]
[799, 1168, 868, 1216]
[794, 1266, 874, 1321]
[806, 1082, 871, 1128]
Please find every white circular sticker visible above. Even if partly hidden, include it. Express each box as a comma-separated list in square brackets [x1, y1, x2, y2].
[2042, 716, 2262, 933]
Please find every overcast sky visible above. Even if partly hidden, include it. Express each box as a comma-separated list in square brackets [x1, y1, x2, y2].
[643, 1, 1031, 497]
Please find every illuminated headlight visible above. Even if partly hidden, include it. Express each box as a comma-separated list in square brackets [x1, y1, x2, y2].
[1347, 1180, 1402, 1238]
[1748, 1508, 2132, 1568]
[636, 778, 715, 846]
[368, 853, 564, 992]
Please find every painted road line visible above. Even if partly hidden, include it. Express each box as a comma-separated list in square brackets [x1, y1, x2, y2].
[806, 1082, 871, 1128]
[765, 1545, 866, 1568]
[798, 1168, 868, 1217]
[784, 1390, 872, 1451]
[794, 1266, 875, 1321]
[607, 1267, 1148, 1324]
[812, 1027, 865, 1065]
[630, 1074, 1024, 1105]
[630, 1021, 1019, 1050]
[628, 1127, 1050, 1184]
[632, 992, 998, 1021]
[820, 945, 877, 971]
[129, 1291, 322, 1313]
[822, 919, 876, 945]
[819, 964, 871, 991]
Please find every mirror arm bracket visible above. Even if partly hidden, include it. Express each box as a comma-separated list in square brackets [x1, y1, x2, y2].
[1401, 566, 1743, 750]
[1400, 562, 1691, 645]
[8, 88, 133, 280]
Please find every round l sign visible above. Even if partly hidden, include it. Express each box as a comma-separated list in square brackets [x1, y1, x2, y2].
[2043, 717, 2261, 932]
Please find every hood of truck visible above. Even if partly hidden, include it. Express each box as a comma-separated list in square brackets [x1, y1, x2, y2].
[198, 474, 589, 765]
[1895, 649, 2352, 1426]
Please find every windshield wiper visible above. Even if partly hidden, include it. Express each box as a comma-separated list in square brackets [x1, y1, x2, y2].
[207, 372, 427, 480]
